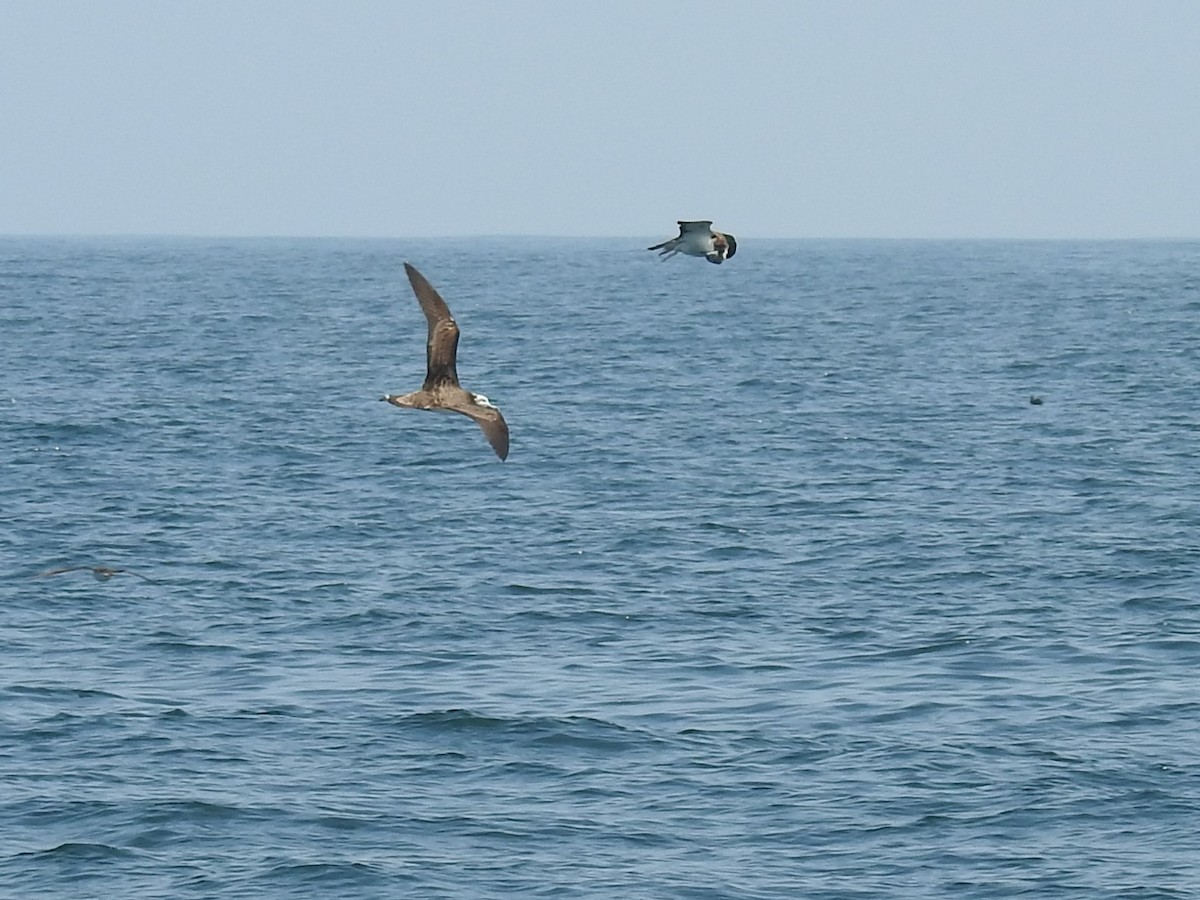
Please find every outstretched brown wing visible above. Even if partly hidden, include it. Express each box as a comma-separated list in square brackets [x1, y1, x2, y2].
[39, 565, 88, 577]
[404, 263, 460, 388]
[112, 567, 156, 583]
[461, 404, 510, 461]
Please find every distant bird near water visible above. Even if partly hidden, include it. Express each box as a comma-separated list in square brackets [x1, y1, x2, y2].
[648, 220, 738, 265]
[39, 565, 155, 583]
[381, 263, 510, 461]
[1030, 395, 1044, 406]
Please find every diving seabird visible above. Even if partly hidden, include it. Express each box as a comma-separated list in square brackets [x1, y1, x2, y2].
[381, 263, 510, 461]
[648, 220, 737, 264]
[39, 565, 155, 583]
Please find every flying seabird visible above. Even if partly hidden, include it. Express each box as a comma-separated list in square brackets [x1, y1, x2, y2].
[39, 565, 155, 583]
[647, 220, 737, 265]
[381, 263, 510, 461]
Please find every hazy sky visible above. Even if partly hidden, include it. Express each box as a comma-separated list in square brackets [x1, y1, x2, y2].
[3, 1, 1197, 238]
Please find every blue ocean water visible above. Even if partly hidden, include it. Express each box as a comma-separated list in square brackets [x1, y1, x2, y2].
[2, 236, 1199, 898]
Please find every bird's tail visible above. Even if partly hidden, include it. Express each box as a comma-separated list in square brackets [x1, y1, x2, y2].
[647, 238, 680, 259]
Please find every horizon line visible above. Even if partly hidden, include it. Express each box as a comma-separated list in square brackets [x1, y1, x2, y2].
[3, 232, 1199, 243]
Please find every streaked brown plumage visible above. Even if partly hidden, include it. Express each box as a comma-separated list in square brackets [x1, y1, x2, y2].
[381, 263, 510, 461]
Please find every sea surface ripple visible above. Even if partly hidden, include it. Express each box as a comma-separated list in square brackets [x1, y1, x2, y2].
[2, 237, 1199, 898]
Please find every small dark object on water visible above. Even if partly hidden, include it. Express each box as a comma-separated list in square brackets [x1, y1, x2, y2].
[39, 565, 155, 583]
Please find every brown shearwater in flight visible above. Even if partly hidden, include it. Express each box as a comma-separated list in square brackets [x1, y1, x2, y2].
[39, 565, 155, 583]
[648, 220, 737, 265]
[381, 263, 510, 461]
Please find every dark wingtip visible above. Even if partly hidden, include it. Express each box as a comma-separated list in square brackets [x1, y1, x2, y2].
[725, 234, 737, 258]
[493, 432, 510, 461]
